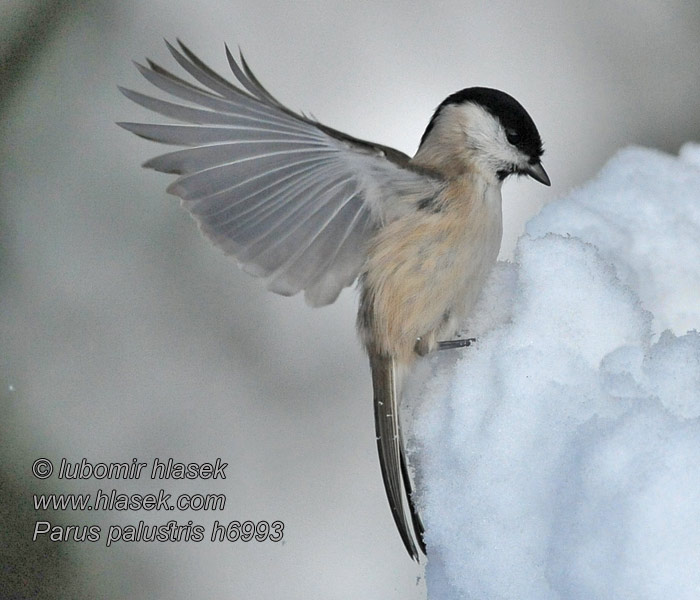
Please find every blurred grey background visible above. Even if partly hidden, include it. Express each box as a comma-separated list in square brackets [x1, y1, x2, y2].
[1, 1, 698, 598]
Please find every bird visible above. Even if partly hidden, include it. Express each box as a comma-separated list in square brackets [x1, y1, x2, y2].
[118, 40, 550, 561]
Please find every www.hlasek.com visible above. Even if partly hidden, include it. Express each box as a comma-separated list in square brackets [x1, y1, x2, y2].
[30, 457, 284, 547]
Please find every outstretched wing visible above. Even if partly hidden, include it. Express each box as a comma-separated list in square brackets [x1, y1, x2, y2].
[119, 40, 442, 306]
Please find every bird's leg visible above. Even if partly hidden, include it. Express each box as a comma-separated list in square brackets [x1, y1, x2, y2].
[415, 335, 476, 355]
[437, 338, 476, 351]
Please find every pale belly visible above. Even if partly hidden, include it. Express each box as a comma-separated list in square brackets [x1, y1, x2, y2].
[359, 181, 503, 363]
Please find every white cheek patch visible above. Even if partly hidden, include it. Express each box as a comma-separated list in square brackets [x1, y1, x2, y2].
[457, 103, 528, 171]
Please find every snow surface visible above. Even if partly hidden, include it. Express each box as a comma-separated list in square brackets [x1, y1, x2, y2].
[408, 144, 700, 600]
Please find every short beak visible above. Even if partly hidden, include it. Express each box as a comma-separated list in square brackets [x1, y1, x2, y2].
[525, 162, 551, 186]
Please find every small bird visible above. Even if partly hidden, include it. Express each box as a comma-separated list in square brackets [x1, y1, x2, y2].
[119, 40, 550, 561]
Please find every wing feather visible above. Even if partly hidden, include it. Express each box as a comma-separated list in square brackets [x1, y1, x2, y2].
[134, 62, 310, 133]
[119, 40, 443, 305]
[141, 142, 326, 174]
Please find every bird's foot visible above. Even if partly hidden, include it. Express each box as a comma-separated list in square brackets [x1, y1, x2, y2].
[437, 338, 476, 351]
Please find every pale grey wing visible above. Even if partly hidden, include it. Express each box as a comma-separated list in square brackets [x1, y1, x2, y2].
[118, 40, 441, 306]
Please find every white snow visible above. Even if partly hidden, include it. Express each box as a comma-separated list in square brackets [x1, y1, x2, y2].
[408, 144, 700, 600]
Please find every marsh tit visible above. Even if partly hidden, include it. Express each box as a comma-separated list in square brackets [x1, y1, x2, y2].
[119, 40, 550, 561]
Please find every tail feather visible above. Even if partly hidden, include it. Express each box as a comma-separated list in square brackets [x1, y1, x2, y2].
[400, 440, 426, 555]
[370, 351, 425, 560]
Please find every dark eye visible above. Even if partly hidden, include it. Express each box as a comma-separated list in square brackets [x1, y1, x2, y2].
[505, 128, 520, 145]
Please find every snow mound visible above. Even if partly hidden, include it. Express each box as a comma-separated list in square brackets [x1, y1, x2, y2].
[410, 144, 700, 600]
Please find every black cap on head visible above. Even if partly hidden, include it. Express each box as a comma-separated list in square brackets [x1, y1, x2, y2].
[419, 87, 544, 161]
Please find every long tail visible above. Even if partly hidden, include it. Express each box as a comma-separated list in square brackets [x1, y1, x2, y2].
[369, 351, 426, 560]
